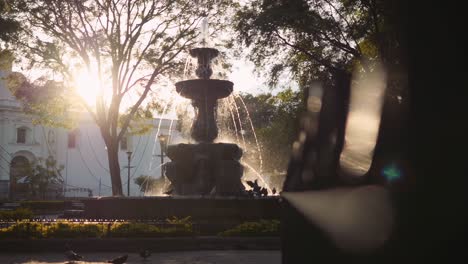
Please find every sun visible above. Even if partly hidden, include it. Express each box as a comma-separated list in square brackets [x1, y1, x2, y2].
[73, 68, 101, 106]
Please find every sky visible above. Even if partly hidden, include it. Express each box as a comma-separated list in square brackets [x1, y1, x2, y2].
[228, 59, 268, 95]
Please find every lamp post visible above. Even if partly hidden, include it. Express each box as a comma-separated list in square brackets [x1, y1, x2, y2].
[158, 134, 169, 180]
[125, 151, 134, 196]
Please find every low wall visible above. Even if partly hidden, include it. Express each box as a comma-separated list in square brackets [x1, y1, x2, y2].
[82, 196, 280, 223]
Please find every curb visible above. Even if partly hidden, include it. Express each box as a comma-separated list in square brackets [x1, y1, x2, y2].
[0, 236, 280, 253]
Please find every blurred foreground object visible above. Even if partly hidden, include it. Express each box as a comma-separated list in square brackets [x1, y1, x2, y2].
[281, 7, 408, 262]
[280, 0, 467, 262]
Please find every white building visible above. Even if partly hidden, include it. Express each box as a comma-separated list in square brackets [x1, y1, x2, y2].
[0, 62, 182, 199]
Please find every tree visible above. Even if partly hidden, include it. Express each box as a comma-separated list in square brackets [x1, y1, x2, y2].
[240, 89, 305, 173]
[7, 74, 76, 128]
[234, 0, 406, 186]
[234, 0, 393, 84]
[9, 0, 234, 196]
[0, 0, 20, 44]
[22, 156, 64, 199]
[134, 175, 164, 194]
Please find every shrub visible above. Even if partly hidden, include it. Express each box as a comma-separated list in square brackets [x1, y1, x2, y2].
[0, 221, 44, 239]
[0, 208, 34, 220]
[0, 221, 105, 239]
[0, 218, 195, 239]
[109, 221, 194, 238]
[45, 222, 104, 238]
[218, 219, 280, 237]
[109, 222, 162, 237]
[166, 216, 193, 230]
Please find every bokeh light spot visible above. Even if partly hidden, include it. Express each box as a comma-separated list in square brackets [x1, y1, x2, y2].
[382, 163, 402, 182]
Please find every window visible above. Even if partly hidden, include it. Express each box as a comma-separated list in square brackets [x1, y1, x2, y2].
[68, 131, 77, 148]
[17, 128, 26, 144]
[120, 136, 128, 150]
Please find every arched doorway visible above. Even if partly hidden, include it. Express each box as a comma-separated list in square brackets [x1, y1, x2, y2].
[9, 156, 32, 200]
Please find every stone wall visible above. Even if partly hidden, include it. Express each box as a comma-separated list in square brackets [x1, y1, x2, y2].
[83, 196, 280, 224]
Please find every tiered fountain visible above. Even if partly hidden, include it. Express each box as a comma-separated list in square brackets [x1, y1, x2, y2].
[83, 22, 279, 222]
[164, 47, 245, 196]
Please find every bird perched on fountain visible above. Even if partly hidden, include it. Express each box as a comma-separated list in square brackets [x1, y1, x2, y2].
[272, 188, 277, 195]
[107, 254, 128, 264]
[65, 243, 83, 262]
[139, 249, 151, 260]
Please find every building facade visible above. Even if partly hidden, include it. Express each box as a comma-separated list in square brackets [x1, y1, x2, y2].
[0, 65, 181, 199]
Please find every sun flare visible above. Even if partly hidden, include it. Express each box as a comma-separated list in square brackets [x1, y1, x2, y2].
[73, 68, 101, 106]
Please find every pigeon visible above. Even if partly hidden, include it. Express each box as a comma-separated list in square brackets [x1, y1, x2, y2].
[272, 188, 277, 195]
[107, 254, 128, 264]
[139, 249, 151, 260]
[246, 180, 255, 188]
[64, 244, 83, 261]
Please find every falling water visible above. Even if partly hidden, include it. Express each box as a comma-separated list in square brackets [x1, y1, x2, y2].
[234, 92, 264, 172]
[183, 56, 195, 80]
[229, 95, 247, 150]
[148, 102, 169, 172]
[224, 98, 240, 144]
[168, 117, 175, 141]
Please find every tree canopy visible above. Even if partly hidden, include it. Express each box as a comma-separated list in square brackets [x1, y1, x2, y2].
[241, 89, 305, 173]
[7, 0, 235, 196]
[234, 0, 407, 189]
[234, 0, 397, 86]
[0, 0, 20, 44]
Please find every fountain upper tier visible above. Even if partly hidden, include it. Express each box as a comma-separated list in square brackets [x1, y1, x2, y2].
[175, 79, 233, 100]
[175, 47, 233, 101]
[174, 47, 233, 142]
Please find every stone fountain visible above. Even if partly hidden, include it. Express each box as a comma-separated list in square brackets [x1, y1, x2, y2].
[164, 47, 245, 196]
[82, 25, 279, 222]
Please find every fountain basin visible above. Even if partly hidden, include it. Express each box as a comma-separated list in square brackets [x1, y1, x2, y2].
[175, 79, 233, 100]
[190, 47, 219, 59]
[82, 196, 280, 223]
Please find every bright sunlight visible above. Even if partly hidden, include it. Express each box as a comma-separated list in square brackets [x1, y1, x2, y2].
[74, 69, 100, 105]
[73, 68, 101, 106]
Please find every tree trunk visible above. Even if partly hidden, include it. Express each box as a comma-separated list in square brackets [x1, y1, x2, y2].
[107, 141, 123, 196]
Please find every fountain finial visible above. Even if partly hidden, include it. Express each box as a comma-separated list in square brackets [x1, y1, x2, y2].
[190, 48, 219, 80]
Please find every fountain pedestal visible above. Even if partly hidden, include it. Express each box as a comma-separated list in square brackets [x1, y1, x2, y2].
[165, 143, 244, 195]
[164, 47, 245, 196]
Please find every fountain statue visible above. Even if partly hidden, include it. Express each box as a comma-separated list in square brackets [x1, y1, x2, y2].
[164, 42, 245, 196]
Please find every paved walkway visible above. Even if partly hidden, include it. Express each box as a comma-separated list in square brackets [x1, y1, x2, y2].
[0, 250, 281, 264]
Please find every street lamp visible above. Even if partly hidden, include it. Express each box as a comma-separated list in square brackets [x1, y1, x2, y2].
[158, 134, 169, 179]
[125, 151, 134, 196]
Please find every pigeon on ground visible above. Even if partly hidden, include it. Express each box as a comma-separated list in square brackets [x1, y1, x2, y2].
[107, 254, 128, 264]
[139, 249, 151, 260]
[246, 180, 255, 188]
[65, 244, 83, 261]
